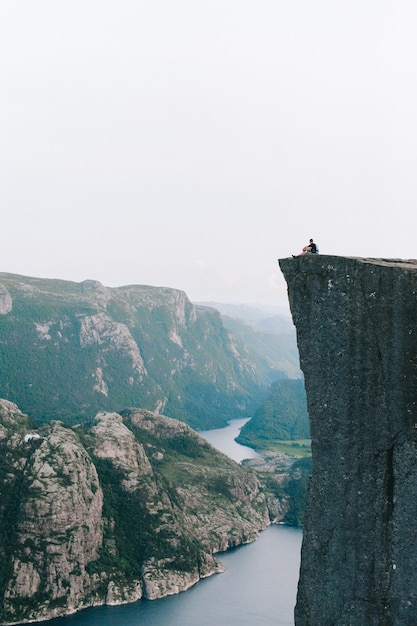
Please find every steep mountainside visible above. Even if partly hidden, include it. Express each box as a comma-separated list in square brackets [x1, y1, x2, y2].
[280, 255, 417, 626]
[220, 317, 301, 381]
[0, 399, 286, 625]
[0, 273, 279, 429]
[197, 302, 301, 380]
[237, 379, 310, 448]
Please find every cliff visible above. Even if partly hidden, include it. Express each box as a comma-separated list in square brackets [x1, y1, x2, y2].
[0, 399, 286, 625]
[279, 255, 417, 626]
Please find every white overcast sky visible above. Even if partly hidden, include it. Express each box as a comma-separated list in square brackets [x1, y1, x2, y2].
[1, 1, 417, 306]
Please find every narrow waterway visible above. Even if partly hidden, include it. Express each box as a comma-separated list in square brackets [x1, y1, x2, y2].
[198, 417, 260, 462]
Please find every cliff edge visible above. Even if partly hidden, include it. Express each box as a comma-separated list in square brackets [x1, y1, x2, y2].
[279, 255, 417, 626]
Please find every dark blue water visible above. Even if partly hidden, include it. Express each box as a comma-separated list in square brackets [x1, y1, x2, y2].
[34, 419, 302, 626]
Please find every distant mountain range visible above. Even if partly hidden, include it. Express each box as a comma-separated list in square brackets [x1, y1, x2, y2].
[195, 301, 293, 325]
[197, 301, 301, 383]
[0, 274, 300, 430]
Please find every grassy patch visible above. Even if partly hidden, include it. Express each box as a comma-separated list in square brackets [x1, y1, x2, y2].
[269, 439, 311, 457]
[249, 438, 311, 458]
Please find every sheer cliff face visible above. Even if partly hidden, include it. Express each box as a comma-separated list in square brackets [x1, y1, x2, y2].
[279, 256, 417, 626]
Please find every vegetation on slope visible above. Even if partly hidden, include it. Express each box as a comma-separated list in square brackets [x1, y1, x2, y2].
[236, 379, 310, 452]
[220, 314, 300, 381]
[0, 274, 286, 430]
[0, 402, 289, 623]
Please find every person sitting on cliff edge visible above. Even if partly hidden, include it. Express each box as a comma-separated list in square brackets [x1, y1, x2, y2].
[292, 238, 318, 257]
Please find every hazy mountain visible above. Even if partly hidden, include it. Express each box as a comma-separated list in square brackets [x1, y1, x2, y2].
[196, 301, 300, 381]
[0, 273, 290, 429]
[195, 301, 293, 326]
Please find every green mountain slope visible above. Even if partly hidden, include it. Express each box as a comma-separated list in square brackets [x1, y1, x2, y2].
[237, 379, 310, 448]
[220, 316, 300, 381]
[0, 273, 283, 429]
[196, 302, 301, 381]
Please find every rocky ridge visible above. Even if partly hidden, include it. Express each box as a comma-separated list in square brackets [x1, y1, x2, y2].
[0, 273, 281, 429]
[280, 255, 417, 626]
[0, 399, 286, 625]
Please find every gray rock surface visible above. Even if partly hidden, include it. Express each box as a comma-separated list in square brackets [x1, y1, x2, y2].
[0, 284, 12, 315]
[279, 255, 417, 626]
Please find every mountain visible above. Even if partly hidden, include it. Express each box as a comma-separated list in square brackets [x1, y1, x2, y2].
[0, 273, 286, 430]
[220, 317, 301, 381]
[0, 399, 287, 624]
[237, 379, 310, 448]
[195, 301, 292, 323]
[196, 301, 301, 381]
[280, 255, 417, 625]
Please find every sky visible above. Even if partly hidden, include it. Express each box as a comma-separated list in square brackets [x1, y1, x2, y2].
[1, 1, 417, 307]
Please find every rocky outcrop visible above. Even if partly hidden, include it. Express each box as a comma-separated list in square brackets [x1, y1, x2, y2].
[0, 400, 284, 625]
[2, 421, 104, 623]
[0, 285, 12, 315]
[279, 255, 417, 626]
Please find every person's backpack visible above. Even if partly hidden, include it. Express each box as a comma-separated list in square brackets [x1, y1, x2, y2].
[311, 242, 319, 254]
[314, 243, 319, 254]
